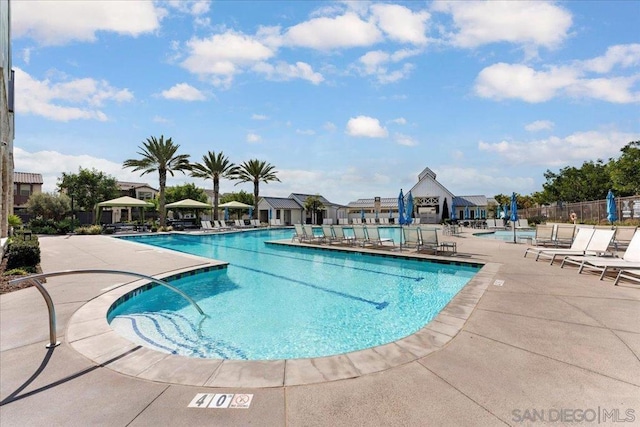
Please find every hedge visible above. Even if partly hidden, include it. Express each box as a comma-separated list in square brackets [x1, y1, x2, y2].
[6, 237, 41, 270]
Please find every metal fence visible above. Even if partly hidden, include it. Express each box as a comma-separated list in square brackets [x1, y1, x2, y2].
[520, 195, 640, 224]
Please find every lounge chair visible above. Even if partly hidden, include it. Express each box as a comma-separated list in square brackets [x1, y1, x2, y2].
[302, 224, 321, 242]
[366, 226, 394, 247]
[351, 225, 371, 246]
[531, 224, 555, 246]
[320, 225, 338, 244]
[402, 226, 422, 250]
[293, 224, 306, 242]
[562, 230, 640, 280]
[418, 228, 441, 254]
[614, 269, 640, 286]
[332, 226, 355, 245]
[552, 224, 576, 247]
[213, 220, 231, 231]
[516, 219, 532, 229]
[524, 228, 596, 264]
[201, 220, 214, 231]
[612, 226, 638, 251]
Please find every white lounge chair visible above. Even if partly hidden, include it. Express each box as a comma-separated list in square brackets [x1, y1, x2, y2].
[562, 230, 640, 280]
[332, 226, 355, 245]
[402, 226, 422, 250]
[293, 224, 306, 242]
[516, 218, 532, 229]
[303, 224, 321, 242]
[612, 226, 638, 251]
[366, 226, 394, 247]
[320, 225, 338, 244]
[553, 224, 577, 247]
[201, 220, 214, 231]
[351, 225, 370, 246]
[524, 228, 596, 264]
[614, 269, 640, 286]
[531, 224, 555, 246]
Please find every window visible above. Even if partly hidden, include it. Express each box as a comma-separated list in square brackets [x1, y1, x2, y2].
[19, 184, 31, 197]
[138, 191, 153, 200]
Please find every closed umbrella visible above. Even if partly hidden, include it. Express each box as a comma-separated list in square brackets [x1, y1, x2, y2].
[398, 189, 406, 250]
[405, 191, 414, 225]
[606, 190, 617, 224]
[464, 206, 470, 220]
[224, 207, 229, 221]
[502, 204, 508, 219]
[450, 199, 457, 221]
[248, 207, 253, 219]
[475, 206, 480, 219]
[510, 192, 519, 243]
[361, 209, 365, 222]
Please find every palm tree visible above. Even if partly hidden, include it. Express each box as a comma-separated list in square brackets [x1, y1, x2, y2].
[123, 135, 191, 227]
[234, 159, 281, 219]
[303, 195, 324, 225]
[190, 151, 238, 220]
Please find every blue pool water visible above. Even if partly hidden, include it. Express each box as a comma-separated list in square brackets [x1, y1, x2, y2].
[109, 229, 480, 360]
[474, 230, 535, 241]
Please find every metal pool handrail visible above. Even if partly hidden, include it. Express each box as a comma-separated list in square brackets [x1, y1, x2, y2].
[8, 269, 206, 349]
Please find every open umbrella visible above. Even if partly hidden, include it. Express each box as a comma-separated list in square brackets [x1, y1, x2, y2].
[606, 190, 617, 224]
[405, 191, 414, 225]
[164, 199, 211, 209]
[96, 196, 154, 225]
[510, 192, 519, 243]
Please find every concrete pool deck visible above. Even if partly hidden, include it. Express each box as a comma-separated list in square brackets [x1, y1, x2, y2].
[1, 228, 639, 426]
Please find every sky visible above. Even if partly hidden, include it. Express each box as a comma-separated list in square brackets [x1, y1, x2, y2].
[10, 0, 640, 205]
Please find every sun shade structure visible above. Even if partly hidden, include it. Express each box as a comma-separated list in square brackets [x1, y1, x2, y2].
[218, 201, 253, 209]
[97, 196, 154, 208]
[164, 199, 211, 209]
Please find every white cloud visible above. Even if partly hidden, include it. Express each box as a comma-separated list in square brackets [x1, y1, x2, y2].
[12, 0, 164, 46]
[346, 116, 388, 138]
[435, 166, 536, 197]
[296, 129, 316, 136]
[15, 67, 133, 121]
[391, 117, 407, 125]
[475, 57, 640, 103]
[357, 49, 419, 84]
[370, 4, 430, 45]
[253, 61, 324, 85]
[160, 83, 206, 101]
[525, 120, 554, 132]
[324, 122, 337, 132]
[478, 130, 639, 167]
[581, 44, 640, 73]
[153, 116, 172, 124]
[284, 13, 382, 50]
[167, 0, 210, 16]
[394, 133, 418, 146]
[181, 31, 275, 87]
[252, 114, 268, 120]
[247, 133, 262, 143]
[433, 1, 572, 52]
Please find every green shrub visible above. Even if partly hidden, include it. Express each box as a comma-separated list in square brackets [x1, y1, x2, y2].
[6, 239, 41, 270]
[75, 225, 103, 235]
[8, 214, 22, 227]
[3, 267, 34, 276]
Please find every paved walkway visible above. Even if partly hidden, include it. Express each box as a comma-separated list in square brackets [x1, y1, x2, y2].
[1, 229, 638, 426]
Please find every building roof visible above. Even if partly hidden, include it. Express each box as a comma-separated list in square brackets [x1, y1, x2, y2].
[347, 198, 398, 209]
[117, 181, 158, 191]
[453, 195, 488, 207]
[14, 172, 43, 184]
[289, 193, 342, 208]
[261, 197, 303, 210]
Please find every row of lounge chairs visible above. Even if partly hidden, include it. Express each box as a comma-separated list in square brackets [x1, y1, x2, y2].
[524, 227, 640, 286]
[292, 224, 455, 255]
[200, 220, 262, 231]
[336, 218, 421, 225]
[529, 224, 637, 250]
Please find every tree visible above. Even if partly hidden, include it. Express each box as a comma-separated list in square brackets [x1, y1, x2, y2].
[164, 183, 208, 204]
[57, 167, 119, 212]
[220, 190, 254, 206]
[123, 135, 191, 227]
[303, 195, 324, 225]
[190, 151, 238, 220]
[25, 193, 71, 221]
[542, 160, 611, 203]
[609, 141, 640, 196]
[234, 159, 281, 219]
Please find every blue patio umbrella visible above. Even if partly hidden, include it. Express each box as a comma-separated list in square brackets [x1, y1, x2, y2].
[389, 209, 393, 218]
[502, 204, 508, 219]
[375, 210, 379, 220]
[405, 191, 414, 225]
[475, 206, 480, 219]
[606, 190, 617, 223]
[248, 207, 253, 218]
[398, 189, 406, 225]
[360, 209, 365, 222]
[464, 205, 470, 220]
[224, 207, 229, 221]
[510, 192, 519, 243]
[450, 199, 457, 220]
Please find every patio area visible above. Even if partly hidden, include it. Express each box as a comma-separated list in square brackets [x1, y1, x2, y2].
[1, 228, 638, 426]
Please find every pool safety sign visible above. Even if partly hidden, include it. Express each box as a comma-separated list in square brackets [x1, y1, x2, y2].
[189, 393, 254, 409]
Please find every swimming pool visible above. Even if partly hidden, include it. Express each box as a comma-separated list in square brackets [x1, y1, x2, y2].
[474, 229, 535, 241]
[109, 229, 480, 360]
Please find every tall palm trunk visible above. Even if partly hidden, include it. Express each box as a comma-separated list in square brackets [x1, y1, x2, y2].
[213, 177, 220, 220]
[253, 180, 259, 219]
[159, 169, 167, 226]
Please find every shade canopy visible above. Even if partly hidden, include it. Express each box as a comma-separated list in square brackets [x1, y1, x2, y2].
[97, 196, 153, 208]
[218, 201, 253, 209]
[165, 198, 211, 209]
